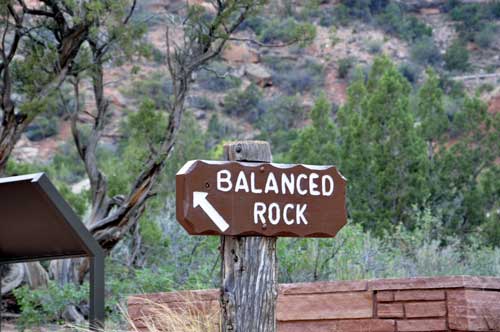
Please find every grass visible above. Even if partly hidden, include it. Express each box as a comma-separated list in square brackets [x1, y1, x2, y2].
[68, 294, 219, 332]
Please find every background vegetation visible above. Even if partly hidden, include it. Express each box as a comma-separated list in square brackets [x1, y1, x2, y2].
[1, 0, 500, 329]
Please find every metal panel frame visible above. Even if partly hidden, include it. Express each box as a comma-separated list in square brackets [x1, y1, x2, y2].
[0, 173, 105, 331]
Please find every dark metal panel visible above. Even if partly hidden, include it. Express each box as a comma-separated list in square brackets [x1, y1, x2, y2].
[0, 173, 106, 330]
[35, 174, 104, 258]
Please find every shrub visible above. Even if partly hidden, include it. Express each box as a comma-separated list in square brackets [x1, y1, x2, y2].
[475, 24, 497, 48]
[338, 57, 355, 79]
[271, 58, 324, 95]
[25, 115, 59, 141]
[222, 84, 263, 122]
[377, 3, 432, 42]
[476, 83, 494, 95]
[237, 15, 268, 35]
[366, 39, 383, 54]
[196, 62, 241, 92]
[125, 72, 173, 109]
[13, 281, 88, 329]
[189, 95, 215, 111]
[259, 18, 316, 46]
[319, 7, 336, 27]
[398, 62, 421, 84]
[256, 95, 304, 155]
[410, 36, 441, 66]
[444, 39, 470, 72]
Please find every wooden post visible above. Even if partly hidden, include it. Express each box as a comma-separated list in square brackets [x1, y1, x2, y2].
[221, 141, 277, 332]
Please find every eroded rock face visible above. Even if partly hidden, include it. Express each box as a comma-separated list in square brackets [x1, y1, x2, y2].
[245, 63, 272, 87]
[222, 42, 260, 64]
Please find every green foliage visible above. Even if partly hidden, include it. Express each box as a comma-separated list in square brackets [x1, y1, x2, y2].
[448, 1, 500, 40]
[376, 3, 432, 42]
[189, 95, 216, 111]
[410, 36, 441, 66]
[366, 39, 383, 54]
[337, 57, 428, 233]
[416, 69, 448, 143]
[258, 17, 316, 46]
[444, 39, 470, 71]
[287, 93, 337, 165]
[222, 84, 263, 122]
[196, 62, 242, 92]
[266, 57, 324, 95]
[279, 210, 500, 283]
[25, 115, 60, 141]
[256, 95, 305, 158]
[124, 72, 173, 109]
[337, 57, 355, 79]
[398, 62, 421, 84]
[13, 281, 88, 330]
[475, 23, 497, 48]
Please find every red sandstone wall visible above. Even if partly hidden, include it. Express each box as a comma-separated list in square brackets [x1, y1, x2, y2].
[128, 276, 500, 332]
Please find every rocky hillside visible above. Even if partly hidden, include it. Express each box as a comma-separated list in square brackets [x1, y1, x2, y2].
[12, 0, 500, 173]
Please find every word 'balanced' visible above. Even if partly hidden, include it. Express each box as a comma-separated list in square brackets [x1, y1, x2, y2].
[176, 160, 347, 237]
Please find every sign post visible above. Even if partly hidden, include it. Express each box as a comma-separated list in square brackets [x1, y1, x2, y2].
[220, 141, 277, 332]
[176, 140, 347, 332]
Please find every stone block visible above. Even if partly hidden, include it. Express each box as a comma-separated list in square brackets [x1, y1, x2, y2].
[405, 301, 446, 318]
[377, 290, 395, 302]
[394, 290, 445, 302]
[397, 319, 447, 332]
[278, 319, 395, 332]
[378, 303, 404, 318]
[448, 289, 500, 331]
[277, 291, 373, 321]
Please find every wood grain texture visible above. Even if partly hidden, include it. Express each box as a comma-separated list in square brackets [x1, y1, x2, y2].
[220, 141, 277, 332]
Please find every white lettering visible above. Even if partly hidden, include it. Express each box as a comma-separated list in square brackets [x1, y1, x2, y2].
[309, 173, 320, 196]
[235, 171, 250, 193]
[264, 172, 279, 194]
[297, 174, 307, 195]
[250, 172, 262, 194]
[284, 204, 295, 225]
[281, 173, 295, 195]
[322, 175, 334, 196]
[217, 170, 232, 192]
[254, 202, 266, 224]
[296, 204, 308, 224]
[269, 203, 280, 225]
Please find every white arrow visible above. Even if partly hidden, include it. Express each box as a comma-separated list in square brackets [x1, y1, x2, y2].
[193, 191, 230, 232]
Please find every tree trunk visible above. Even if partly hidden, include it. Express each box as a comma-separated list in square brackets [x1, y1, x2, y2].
[220, 141, 277, 332]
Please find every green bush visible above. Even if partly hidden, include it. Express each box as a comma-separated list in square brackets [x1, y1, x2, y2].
[259, 18, 316, 46]
[366, 39, 383, 54]
[410, 36, 441, 66]
[196, 62, 241, 92]
[269, 57, 324, 95]
[13, 281, 88, 329]
[125, 72, 173, 109]
[318, 7, 337, 27]
[25, 115, 59, 141]
[222, 84, 263, 122]
[256, 95, 305, 155]
[444, 39, 470, 71]
[475, 23, 497, 48]
[337, 57, 355, 79]
[398, 62, 421, 84]
[189, 95, 215, 110]
[377, 3, 432, 42]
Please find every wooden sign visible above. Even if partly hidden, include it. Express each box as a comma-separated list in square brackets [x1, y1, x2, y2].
[176, 160, 347, 237]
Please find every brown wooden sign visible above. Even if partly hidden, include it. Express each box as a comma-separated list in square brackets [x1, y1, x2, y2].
[176, 160, 347, 237]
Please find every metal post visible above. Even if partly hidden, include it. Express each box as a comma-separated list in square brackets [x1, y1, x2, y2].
[89, 256, 105, 331]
